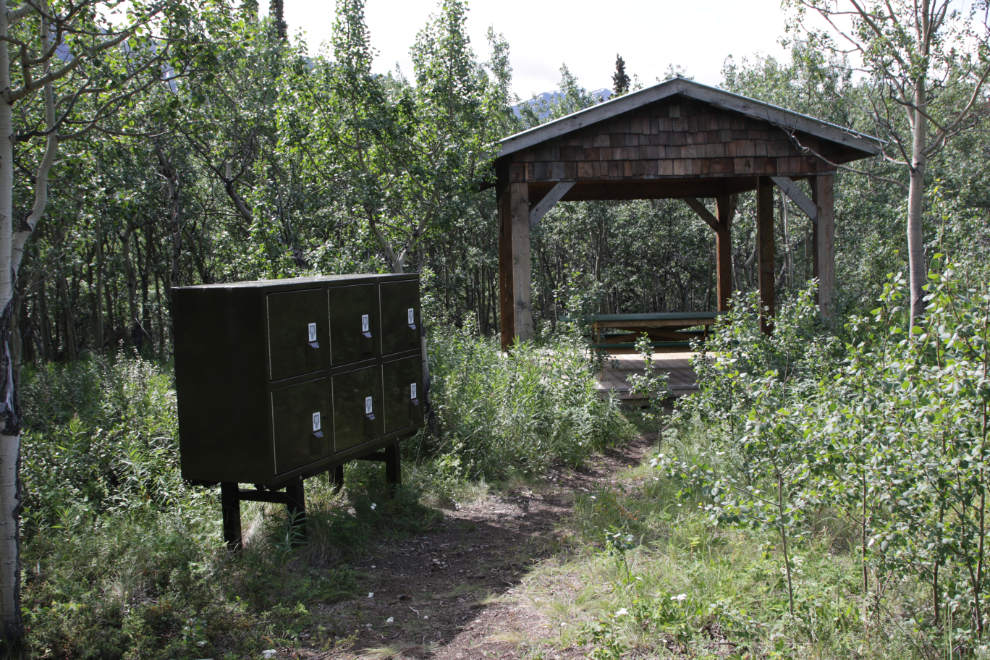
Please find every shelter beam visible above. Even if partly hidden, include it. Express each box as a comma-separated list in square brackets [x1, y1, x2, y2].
[756, 177, 776, 334]
[812, 175, 835, 320]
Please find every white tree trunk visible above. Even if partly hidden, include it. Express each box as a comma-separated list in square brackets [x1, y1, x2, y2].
[908, 80, 928, 328]
[0, 0, 22, 642]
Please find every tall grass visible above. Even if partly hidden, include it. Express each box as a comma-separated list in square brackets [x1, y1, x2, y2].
[426, 328, 631, 480]
[19, 327, 632, 657]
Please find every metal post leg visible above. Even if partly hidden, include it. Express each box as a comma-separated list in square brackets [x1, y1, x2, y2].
[284, 479, 307, 545]
[384, 442, 401, 493]
[220, 482, 242, 550]
[331, 464, 344, 494]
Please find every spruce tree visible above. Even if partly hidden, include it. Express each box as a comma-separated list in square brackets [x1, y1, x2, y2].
[270, 0, 286, 39]
[612, 54, 630, 96]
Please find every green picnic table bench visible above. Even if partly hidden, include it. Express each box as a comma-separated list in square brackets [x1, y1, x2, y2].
[562, 311, 727, 351]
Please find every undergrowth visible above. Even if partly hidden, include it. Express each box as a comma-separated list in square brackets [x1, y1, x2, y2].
[19, 329, 626, 658]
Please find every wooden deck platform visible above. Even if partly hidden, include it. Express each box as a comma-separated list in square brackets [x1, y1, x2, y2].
[595, 349, 699, 401]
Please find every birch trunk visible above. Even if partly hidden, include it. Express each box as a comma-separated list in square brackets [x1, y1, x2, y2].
[908, 79, 928, 327]
[0, 0, 21, 642]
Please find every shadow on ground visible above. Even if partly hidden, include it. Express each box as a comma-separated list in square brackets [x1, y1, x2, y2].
[288, 435, 655, 660]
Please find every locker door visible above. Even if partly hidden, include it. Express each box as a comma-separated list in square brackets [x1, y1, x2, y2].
[328, 284, 381, 366]
[382, 355, 423, 434]
[267, 289, 327, 382]
[331, 365, 382, 453]
[379, 280, 420, 356]
[272, 378, 329, 475]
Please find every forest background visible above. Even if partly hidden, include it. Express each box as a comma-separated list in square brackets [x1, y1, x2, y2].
[10, 0, 990, 657]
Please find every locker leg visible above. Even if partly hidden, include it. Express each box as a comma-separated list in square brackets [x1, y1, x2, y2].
[384, 442, 401, 493]
[284, 480, 307, 545]
[331, 464, 344, 494]
[220, 482, 242, 550]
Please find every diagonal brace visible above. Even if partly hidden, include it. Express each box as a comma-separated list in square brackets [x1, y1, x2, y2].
[683, 197, 720, 230]
[771, 176, 817, 224]
[529, 181, 574, 229]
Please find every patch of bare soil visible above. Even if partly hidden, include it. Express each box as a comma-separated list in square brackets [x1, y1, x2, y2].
[289, 435, 655, 660]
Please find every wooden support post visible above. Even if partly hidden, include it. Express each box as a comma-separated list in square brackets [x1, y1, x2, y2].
[220, 482, 242, 550]
[384, 441, 402, 490]
[498, 183, 514, 351]
[510, 182, 534, 344]
[812, 175, 835, 320]
[756, 177, 776, 334]
[715, 195, 735, 312]
[285, 480, 307, 544]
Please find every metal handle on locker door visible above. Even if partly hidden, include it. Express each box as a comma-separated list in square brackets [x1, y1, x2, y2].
[306, 323, 320, 364]
[409, 381, 420, 418]
[361, 314, 373, 354]
[311, 411, 323, 454]
[406, 308, 417, 347]
[363, 395, 376, 438]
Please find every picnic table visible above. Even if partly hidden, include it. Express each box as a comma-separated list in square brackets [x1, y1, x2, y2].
[563, 311, 727, 351]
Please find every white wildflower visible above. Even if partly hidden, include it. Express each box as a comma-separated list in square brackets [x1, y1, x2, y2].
[672, 593, 687, 602]
[368, 592, 374, 598]
[615, 608, 629, 616]
[370, 503, 377, 510]
[262, 651, 277, 660]
[386, 617, 394, 624]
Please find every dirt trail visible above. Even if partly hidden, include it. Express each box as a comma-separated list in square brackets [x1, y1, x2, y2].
[296, 435, 654, 659]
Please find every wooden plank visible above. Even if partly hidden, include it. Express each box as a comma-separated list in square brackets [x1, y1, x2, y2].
[683, 197, 719, 231]
[771, 176, 817, 223]
[498, 78, 881, 158]
[715, 195, 735, 312]
[575, 311, 725, 322]
[812, 175, 835, 320]
[510, 182, 534, 343]
[530, 181, 574, 229]
[757, 177, 776, 334]
[498, 183, 514, 351]
[592, 319, 720, 330]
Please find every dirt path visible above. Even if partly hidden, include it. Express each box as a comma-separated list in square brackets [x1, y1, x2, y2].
[297, 435, 655, 659]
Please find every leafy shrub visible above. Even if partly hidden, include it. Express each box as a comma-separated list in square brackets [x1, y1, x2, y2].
[426, 327, 632, 480]
[20, 356, 196, 534]
[661, 263, 990, 650]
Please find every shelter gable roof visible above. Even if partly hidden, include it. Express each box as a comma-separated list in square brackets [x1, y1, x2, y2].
[499, 78, 880, 160]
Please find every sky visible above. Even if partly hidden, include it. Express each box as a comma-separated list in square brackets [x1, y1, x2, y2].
[268, 0, 791, 98]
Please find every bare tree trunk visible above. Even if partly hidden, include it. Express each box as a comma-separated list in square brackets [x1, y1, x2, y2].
[908, 79, 928, 328]
[38, 280, 50, 362]
[155, 140, 181, 293]
[95, 213, 104, 354]
[123, 225, 139, 349]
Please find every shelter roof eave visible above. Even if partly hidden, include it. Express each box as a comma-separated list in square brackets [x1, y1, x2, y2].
[498, 78, 881, 161]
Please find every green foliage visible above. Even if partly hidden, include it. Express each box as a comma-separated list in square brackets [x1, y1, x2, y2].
[426, 327, 633, 480]
[20, 357, 192, 533]
[657, 260, 990, 650]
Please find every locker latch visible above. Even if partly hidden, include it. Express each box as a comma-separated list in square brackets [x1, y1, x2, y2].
[407, 308, 417, 347]
[361, 314, 373, 354]
[363, 396, 376, 437]
[409, 382, 420, 417]
[307, 323, 320, 364]
[311, 412, 323, 454]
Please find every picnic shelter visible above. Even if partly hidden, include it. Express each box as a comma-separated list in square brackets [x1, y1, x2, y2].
[492, 77, 881, 351]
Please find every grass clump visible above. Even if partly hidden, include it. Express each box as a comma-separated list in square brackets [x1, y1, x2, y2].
[541, 265, 990, 659]
[425, 328, 632, 483]
[20, 324, 625, 657]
